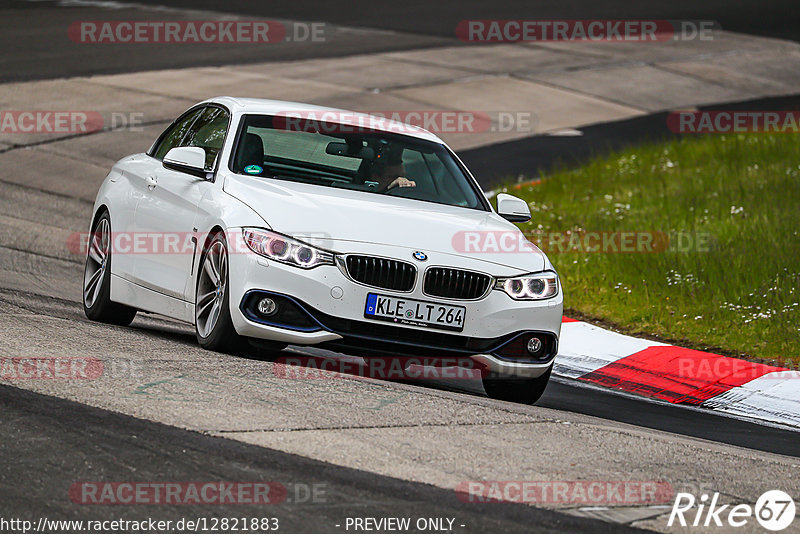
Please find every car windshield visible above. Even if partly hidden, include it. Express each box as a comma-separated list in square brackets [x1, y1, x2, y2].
[230, 114, 486, 210]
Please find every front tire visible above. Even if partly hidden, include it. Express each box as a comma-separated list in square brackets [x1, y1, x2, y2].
[482, 365, 552, 404]
[195, 232, 245, 352]
[83, 211, 137, 326]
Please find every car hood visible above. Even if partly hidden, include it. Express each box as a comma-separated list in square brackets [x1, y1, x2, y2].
[224, 174, 546, 272]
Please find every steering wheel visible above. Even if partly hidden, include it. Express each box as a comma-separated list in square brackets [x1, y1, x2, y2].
[385, 184, 418, 197]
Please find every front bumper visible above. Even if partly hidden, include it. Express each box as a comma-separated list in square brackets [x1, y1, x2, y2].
[227, 241, 563, 378]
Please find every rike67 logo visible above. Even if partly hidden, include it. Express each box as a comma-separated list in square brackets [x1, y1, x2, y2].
[669, 490, 796, 531]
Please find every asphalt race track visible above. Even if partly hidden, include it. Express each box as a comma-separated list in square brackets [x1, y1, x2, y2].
[2, 1, 799, 532]
[5, 0, 799, 82]
[0, 385, 635, 533]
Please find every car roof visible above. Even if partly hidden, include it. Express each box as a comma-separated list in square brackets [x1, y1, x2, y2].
[200, 96, 444, 144]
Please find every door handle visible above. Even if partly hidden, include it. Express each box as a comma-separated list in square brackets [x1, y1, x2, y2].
[145, 175, 158, 190]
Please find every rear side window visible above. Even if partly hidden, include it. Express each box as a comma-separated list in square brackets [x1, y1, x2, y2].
[151, 106, 230, 170]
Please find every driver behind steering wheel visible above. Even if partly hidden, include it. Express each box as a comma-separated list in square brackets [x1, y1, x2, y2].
[369, 153, 416, 193]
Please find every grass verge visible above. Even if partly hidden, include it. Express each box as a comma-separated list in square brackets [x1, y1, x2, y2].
[505, 133, 799, 364]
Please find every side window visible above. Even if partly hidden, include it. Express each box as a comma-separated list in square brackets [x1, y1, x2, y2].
[151, 106, 230, 171]
[184, 107, 229, 170]
[151, 108, 204, 161]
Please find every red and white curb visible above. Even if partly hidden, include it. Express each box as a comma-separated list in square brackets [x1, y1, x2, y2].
[556, 317, 800, 429]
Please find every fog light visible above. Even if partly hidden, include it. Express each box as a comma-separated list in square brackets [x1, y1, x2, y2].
[526, 336, 543, 354]
[257, 297, 277, 316]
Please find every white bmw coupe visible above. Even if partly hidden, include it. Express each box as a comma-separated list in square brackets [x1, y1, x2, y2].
[84, 97, 562, 403]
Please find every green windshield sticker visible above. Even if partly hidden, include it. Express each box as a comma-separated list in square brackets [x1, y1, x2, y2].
[244, 165, 263, 175]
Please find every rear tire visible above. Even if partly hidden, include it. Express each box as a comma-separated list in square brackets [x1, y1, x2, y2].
[195, 232, 245, 353]
[83, 211, 137, 326]
[482, 365, 552, 404]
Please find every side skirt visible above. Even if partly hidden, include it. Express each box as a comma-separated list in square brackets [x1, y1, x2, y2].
[110, 274, 194, 323]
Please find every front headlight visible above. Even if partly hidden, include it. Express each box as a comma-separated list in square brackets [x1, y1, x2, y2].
[494, 271, 559, 300]
[243, 228, 334, 269]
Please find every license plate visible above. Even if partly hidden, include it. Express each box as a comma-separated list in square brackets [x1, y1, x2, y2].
[364, 293, 466, 332]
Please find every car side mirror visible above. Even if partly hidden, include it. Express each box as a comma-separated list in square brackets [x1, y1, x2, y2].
[496, 193, 531, 223]
[163, 146, 208, 179]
